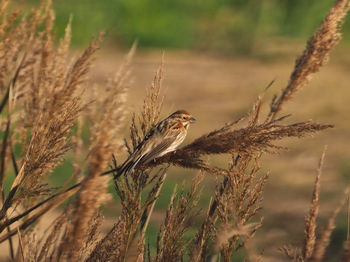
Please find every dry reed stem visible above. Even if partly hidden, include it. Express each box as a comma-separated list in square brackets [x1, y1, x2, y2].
[342, 218, 350, 262]
[58, 152, 110, 261]
[0, 185, 78, 244]
[283, 149, 348, 262]
[0, 182, 80, 234]
[310, 187, 349, 262]
[342, 236, 350, 261]
[155, 173, 202, 262]
[17, 228, 25, 262]
[36, 209, 70, 261]
[140, 173, 167, 237]
[303, 147, 327, 259]
[213, 154, 265, 260]
[58, 40, 135, 261]
[87, 163, 167, 261]
[191, 198, 217, 262]
[268, 0, 350, 121]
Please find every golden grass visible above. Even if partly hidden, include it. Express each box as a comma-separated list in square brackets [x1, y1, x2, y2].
[0, 0, 349, 261]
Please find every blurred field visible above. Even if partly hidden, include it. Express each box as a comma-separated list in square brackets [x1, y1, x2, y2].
[85, 44, 350, 260]
[26, 0, 350, 52]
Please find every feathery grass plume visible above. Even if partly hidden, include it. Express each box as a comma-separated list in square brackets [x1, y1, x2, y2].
[303, 147, 327, 259]
[148, 119, 332, 173]
[267, 0, 350, 121]
[189, 100, 268, 260]
[189, 92, 322, 261]
[0, 183, 79, 244]
[0, 32, 101, 220]
[128, 59, 164, 152]
[280, 245, 303, 262]
[86, 67, 167, 260]
[35, 209, 71, 261]
[87, 41, 136, 156]
[0, 0, 103, 250]
[191, 154, 266, 261]
[139, 57, 164, 136]
[55, 39, 136, 262]
[57, 151, 110, 261]
[212, 223, 261, 262]
[190, 198, 217, 262]
[145, 0, 350, 173]
[310, 188, 349, 262]
[0, 0, 51, 193]
[86, 167, 167, 261]
[281, 150, 349, 262]
[0, 15, 102, 223]
[154, 173, 203, 262]
[212, 154, 266, 260]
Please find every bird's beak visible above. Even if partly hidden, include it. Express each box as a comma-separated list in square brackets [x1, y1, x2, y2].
[190, 117, 196, 123]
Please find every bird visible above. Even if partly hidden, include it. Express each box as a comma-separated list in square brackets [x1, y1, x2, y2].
[116, 110, 196, 177]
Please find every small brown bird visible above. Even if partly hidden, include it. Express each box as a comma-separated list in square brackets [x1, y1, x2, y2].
[117, 110, 195, 176]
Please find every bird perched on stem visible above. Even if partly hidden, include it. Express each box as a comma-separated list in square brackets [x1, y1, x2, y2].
[116, 110, 195, 178]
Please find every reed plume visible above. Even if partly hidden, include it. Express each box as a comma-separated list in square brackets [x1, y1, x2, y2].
[0, 0, 349, 261]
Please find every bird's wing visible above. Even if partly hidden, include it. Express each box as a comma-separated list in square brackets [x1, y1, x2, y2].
[117, 137, 175, 176]
[118, 133, 176, 176]
[138, 136, 178, 165]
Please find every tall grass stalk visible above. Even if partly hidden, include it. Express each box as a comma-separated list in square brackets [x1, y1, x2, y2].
[0, 0, 349, 261]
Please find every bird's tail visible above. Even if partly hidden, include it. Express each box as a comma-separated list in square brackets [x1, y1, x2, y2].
[113, 156, 143, 179]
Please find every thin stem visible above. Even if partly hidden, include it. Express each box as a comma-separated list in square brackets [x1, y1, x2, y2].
[0, 119, 10, 195]
[140, 173, 167, 235]
[0, 183, 81, 232]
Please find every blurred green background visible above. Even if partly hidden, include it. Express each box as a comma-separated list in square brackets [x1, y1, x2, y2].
[28, 0, 350, 54]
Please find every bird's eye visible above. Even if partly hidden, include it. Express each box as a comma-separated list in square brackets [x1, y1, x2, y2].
[182, 116, 187, 120]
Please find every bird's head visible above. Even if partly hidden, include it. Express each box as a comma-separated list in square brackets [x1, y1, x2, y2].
[169, 110, 196, 129]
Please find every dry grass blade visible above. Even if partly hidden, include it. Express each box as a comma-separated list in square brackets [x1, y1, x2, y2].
[303, 147, 327, 259]
[342, 236, 350, 261]
[36, 209, 70, 261]
[190, 197, 217, 262]
[0, 185, 78, 244]
[0, 183, 80, 234]
[140, 173, 167, 236]
[310, 187, 350, 262]
[17, 228, 25, 262]
[0, 119, 10, 199]
[268, 0, 350, 121]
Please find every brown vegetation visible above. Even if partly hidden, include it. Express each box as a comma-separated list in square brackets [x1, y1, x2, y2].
[0, 0, 349, 261]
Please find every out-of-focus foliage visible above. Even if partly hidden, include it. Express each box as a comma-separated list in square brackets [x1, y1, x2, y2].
[26, 0, 349, 53]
